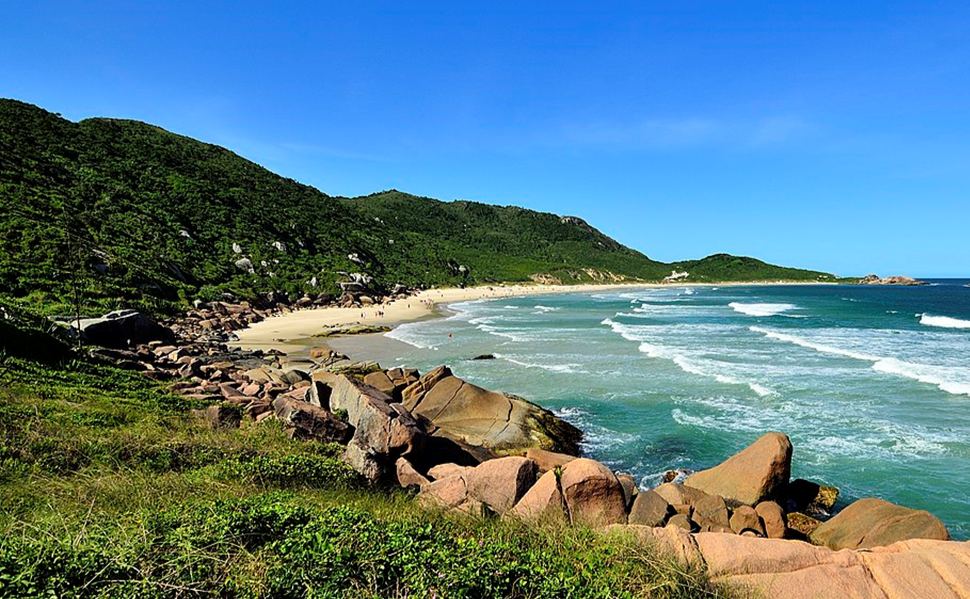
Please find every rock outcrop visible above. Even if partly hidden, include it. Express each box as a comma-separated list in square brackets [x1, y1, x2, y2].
[272, 397, 353, 443]
[401, 366, 582, 456]
[809, 497, 950, 550]
[558, 458, 628, 527]
[329, 375, 426, 483]
[464, 456, 538, 514]
[506, 469, 567, 523]
[614, 526, 970, 599]
[685, 432, 792, 506]
[628, 490, 674, 527]
[859, 274, 928, 286]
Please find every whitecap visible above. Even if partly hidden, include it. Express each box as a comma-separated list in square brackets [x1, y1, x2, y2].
[920, 314, 970, 330]
[533, 305, 558, 312]
[751, 326, 970, 397]
[749, 326, 876, 361]
[493, 353, 581, 374]
[635, 342, 776, 397]
[554, 406, 636, 452]
[729, 302, 800, 317]
[384, 323, 438, 350]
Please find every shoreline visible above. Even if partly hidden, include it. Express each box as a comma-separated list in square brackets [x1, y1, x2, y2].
[230, 280, 832, 356]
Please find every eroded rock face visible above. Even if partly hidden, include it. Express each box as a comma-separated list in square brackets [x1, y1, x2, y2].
[465, 456, 538, 514]
[559, 458, 628, 527]
[401, 366, 581, 455]
[809, 498, 950, 550]
[685, 432, 792, 506]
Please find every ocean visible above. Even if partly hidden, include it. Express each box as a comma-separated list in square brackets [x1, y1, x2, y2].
[383, 280, 970, 538]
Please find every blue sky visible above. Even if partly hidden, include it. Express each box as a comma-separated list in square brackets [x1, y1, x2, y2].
[3, 1, 969, 276]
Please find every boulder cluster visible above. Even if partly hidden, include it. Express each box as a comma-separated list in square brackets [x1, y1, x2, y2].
[416, 431, 950, 552]
[85, 311, 582, 484]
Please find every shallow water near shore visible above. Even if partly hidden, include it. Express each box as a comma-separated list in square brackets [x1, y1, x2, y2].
[376, 280, 970, 539]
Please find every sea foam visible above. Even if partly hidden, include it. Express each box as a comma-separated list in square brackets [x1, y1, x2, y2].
[751, 326, 970, 397]
[920, 314, 970, 330]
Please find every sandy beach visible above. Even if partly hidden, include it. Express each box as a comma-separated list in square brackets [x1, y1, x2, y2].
[230, 282, 655, 355]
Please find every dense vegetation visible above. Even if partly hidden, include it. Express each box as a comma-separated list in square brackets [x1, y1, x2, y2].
[0, 317, 733, 598]
[0, 98, 832, 317]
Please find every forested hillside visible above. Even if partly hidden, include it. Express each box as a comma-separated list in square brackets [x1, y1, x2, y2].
[0, 99, 832, 316]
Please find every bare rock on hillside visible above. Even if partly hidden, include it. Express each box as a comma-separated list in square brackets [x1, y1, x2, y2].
[427, 463, 473, 481]
[755, 501, 787, 539]
[395, 457, 429, 488]
[419, 474, 469, 509]
[809, 497, 950, 550]
[685, 432, 792, 506]
[729, 505, 765, 536]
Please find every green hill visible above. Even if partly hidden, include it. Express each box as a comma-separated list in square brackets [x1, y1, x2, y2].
[0, 99, 833, 316]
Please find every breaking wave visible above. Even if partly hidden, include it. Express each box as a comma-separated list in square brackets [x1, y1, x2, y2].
[920, 314, 970, 330]
[751, 326, 970, 397]
[729, 302, 801, 317]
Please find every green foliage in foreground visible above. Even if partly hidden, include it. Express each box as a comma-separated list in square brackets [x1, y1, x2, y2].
[0, 326, 737, 598]
[0, 98, 832, 317]
[0, 493, 731, 599]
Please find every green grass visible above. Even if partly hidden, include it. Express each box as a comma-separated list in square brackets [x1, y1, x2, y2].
[0, 325, 740, 598]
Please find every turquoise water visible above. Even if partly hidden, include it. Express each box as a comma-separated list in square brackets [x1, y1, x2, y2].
[384, 281, 970, 538]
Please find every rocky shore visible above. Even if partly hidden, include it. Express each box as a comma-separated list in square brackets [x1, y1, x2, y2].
[83, 301, 970, 599]
[858, 274, 929, 286]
